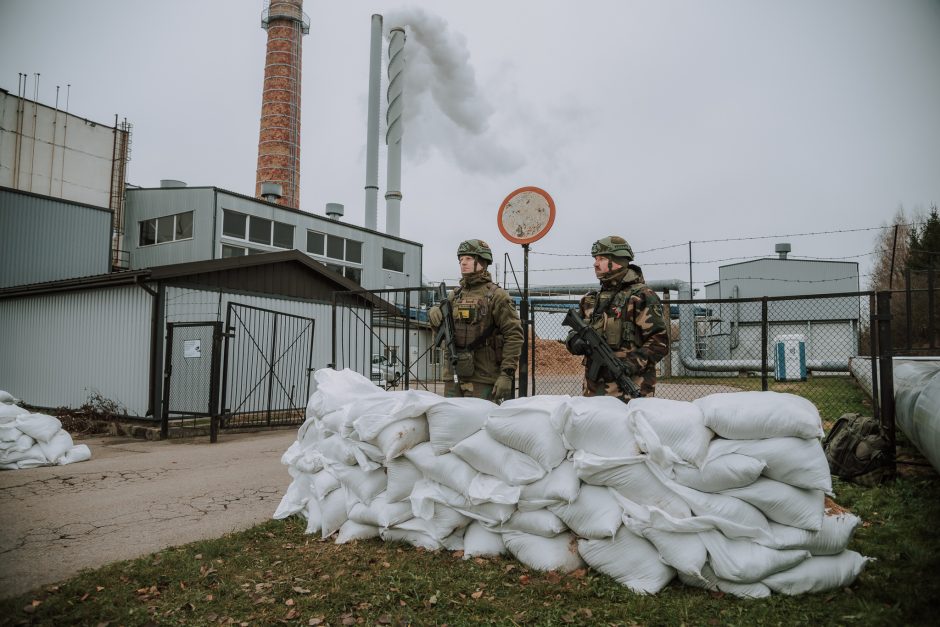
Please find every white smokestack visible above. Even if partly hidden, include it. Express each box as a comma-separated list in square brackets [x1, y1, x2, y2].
[384, 26, 405, 237]
[364, 14, 382, 231]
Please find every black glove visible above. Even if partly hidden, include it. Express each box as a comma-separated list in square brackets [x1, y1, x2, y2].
[565, 332, 589, 356]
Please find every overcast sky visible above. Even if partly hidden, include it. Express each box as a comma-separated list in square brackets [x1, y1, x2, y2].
[2, 0, 939, 291]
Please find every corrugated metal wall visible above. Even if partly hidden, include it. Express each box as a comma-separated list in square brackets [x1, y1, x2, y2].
[0, 284, 152, 414]
[124, 188, 215, 269]
[0, 189, 112, 288]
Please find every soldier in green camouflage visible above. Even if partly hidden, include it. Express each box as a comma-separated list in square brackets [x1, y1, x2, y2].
[428, 239, 524, 402]
[565, 236, 670, 400]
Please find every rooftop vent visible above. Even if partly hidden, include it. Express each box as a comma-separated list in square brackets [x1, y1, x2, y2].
[260, 182, 283, 203]
[775, 242, 792, 260]
[326, 202, 344, 220]
[160, 179, 187, 188]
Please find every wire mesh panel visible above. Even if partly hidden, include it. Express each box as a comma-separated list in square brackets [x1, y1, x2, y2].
[162, 322, 221, 438]
[529, 299, 584, 397]
[220, 303, 315, 429]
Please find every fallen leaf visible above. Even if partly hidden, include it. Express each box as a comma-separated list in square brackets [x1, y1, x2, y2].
[452, 550, 465, 559]
[308, 617, 325, 625]
[285, 609, 299, 620]
[206, 594, 214, 601]
[293, 586, 311, 594]
[570, 569, 587, 579]
[519, 575, 531, 585]
[546, 571, 562, 584]
[471, 590, 483, 599]
[429, 593, 438, 605]
[342, 616, 356, 625]
[96, 586, 104, 592]
[382, 562, 391, 568]
[377, 615, 392, 625]
[285, 598, 295, 606]
[195, 554, 203, 560]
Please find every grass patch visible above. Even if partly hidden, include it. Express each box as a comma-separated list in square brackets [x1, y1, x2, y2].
[3, 476, 938, 626]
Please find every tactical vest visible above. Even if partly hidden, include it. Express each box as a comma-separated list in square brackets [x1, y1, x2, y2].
[584, 283, 648, 350]
[452, 282, 500, 353]
[823, 413, 893, 486]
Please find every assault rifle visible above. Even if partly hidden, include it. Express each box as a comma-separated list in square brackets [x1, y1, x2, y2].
[562, 307, 641, 401]
[433, 282, 459, 384]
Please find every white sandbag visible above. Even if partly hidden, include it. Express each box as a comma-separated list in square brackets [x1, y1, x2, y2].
[0, 403, 27, 421]
[273, 474, 312, 519]
[371, 416, 429, 462]
[404, 443, 478, 496]
[352, 390, 441, 439]
[503, 531, 586, 573]
[762, 550, 870, 595]
[486, 398, 568, 470]
[38, 430, 73, 464]
[705, 437, 832, 493]
[0, 390, 21, 404]
[673, 453, 765, 493]
[59, 444, 91, 465]
[0, 421, 22, 441]
[394, 504, 470, 541]
[451, 430, 545, 485]
[304, 497, 322, 535]
[330, 463, 387, 505]
[491, 509, 568, 537]
[548, 485, 622, 539]
[307, 368, 385, 417]
[15, 413, 61, 443]
[572, 451, 691, 519]
[462, 521, 506, 558]
[312, 468, 340, 500]
[348, 494, 413, 528]
[563, 396, 640, 457]
[701, 530, 810, 584]
[320, 487, 348, 538]
[294, 447, 325, 474]
[466, 473, 521, 505]
[626, 397, 713, 466]
[518, 461, 581, 511]
[9, 432, 35, 453]
[721, 477, 824, 531]
[694, 391, 824, 440]
[386, 457, 422, 502]
[765, 514, 861, 556]
[281, 440, 304, 467]
[679, 564, 772, 599]
[638, 527, 708, 580]
[1, 443, 48, 467]
[578, 527, 676, 595]
[425, 397, 494, 454]
[318, 433, 359, 465]
[664, 480, 773, 539]
[335, 520, 381, 544]
[409, 479, 515, 525]
[380, 527, 442, 550]
[318, 406, 358, 438]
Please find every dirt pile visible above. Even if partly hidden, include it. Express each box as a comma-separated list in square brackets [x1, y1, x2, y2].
[532, 336, 583, 374]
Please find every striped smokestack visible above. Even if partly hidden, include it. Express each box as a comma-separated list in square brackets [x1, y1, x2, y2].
[255, 0, 309, 209]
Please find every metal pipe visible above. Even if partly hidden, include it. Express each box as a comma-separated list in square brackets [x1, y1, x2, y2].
[384, 27, 406, 237]
[364, 14, 383, 230]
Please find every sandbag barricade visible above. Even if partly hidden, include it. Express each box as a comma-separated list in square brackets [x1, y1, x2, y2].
[275, 370, 870, 597]
[0, 390, 92, 470]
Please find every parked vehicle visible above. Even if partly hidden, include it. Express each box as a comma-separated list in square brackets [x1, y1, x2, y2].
[371, 354, 402, 384]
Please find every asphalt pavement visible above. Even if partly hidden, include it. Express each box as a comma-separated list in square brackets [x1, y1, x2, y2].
[0, 429, 297, 600]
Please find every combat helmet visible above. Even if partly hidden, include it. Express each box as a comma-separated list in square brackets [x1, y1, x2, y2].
[591, 235, 634, 263]
[457, 239, 494, 264]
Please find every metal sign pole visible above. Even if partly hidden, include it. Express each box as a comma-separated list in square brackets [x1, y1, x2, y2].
[519, 243, 530, 396]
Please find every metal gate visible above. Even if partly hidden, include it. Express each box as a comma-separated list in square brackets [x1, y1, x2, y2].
[161, 321, 223, 439]
[218, 302, 316, 439]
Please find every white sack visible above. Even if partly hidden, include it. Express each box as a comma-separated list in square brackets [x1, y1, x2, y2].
[761, 550, 870, 595]
[462, 521, 506, 558]
[679, 563, 772, 599]
[705, 437, 832, 493]
[404, 443, 478, 496]
[318, 433, 359, 466]
[304, 497, 323, 535]
[380, 527, 441, 551]
[664, 481, 772, 539]
[503, 531, 586, 573]
[15, 413, 61, 443]
[694, 391, 824, 440]
[409, 479, 514, 525]
[38, 430, 73, 464]
[451, 430, 545, 485]
[639, 527, 708, 580]
[330, 463, 387, 505]
[312, 469, 340, 500]
[573, 451, 691, 519]
[626, 397, 713, 466]
[486, 397, 568, 470]
[0, 403, 27, 421]
[466, 473, 521, 505]
[0, 422, 22, 441]
[673, 453, 765, 493]
[320, 487, 348, 538]
[307, 368, 385, 418]
[563, 396, 640, 457]
[348, 494, 413, 528]
[518, 461, 581, 511]
[386, 457, 422, 502]
[765, 514, 861, 556]
[9, 433, 35, 453]
[701, 530, 810, 584]
[371, 416, 429, 462]
[59, 444, 91, 465]
[351, 389, 441, 440]
[394, 504, 470, 541]
[548, 485, 622, 539]
[721, 477, 825, 531]
[578, 527, 676, 595]
[491, 509, 568, 537]
[273, 474, 312, 519]
[335, 520, 381, 544]
[0, 390, 21, 404]
[425, 397, 494, 454]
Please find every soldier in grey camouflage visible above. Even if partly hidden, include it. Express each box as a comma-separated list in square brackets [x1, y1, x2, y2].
[565, 235, 670, 400]
[428, 239, 524, 403]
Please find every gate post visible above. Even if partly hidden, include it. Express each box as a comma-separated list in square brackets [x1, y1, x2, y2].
[876, 291, 897, 475]
[760, 298, 769, 391]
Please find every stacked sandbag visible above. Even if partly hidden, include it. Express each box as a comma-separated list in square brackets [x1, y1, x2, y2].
[0, 390, 92, 470]
[275, 371, 869, 596]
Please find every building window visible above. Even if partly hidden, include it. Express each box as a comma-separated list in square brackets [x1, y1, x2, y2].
[383, 248, 405, 273]
[248, 216, 271, 245]
[222, 244, 245, 257]
[138, 211, 194, 247]
[346, 240, 362, 263]
[307, 231, 325, 255]
[273, 222, 294, 249]
[222, 209, 246, 238]
[327, 234, 345, 260]
[345, 267, 362, 285]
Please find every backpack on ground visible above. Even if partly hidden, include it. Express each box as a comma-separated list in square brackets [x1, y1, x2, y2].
[823, 413, 893, 486]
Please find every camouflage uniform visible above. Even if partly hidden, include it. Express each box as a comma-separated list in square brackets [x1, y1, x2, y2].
[567, 236, 669, 400]
[430, 240, 524, 401]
